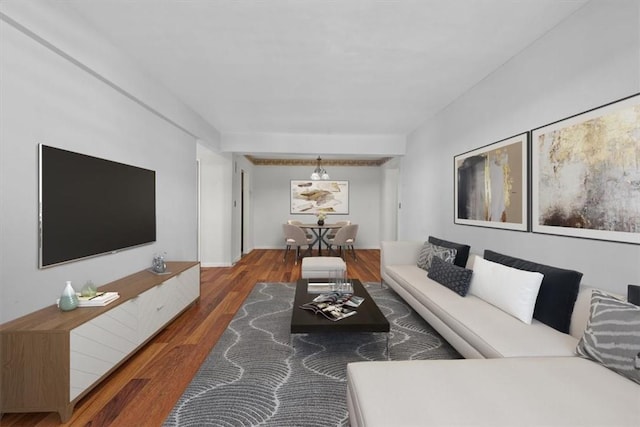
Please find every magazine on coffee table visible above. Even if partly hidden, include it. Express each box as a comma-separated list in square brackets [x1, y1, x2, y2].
[300, 300, 357, 321]
[344, 295, 364, 307]
[300, 291, 365, 321]
[311, 292, 364, 307]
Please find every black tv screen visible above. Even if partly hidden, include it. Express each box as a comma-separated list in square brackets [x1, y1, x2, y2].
[39, 145, 156, 267]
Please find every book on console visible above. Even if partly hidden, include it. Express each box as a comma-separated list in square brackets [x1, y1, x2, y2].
[76, 292, 120, 307]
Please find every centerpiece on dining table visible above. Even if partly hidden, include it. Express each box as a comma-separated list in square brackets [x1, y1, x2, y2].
[316, 212, 327, 226]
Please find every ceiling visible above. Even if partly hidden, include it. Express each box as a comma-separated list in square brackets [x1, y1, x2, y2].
[60, 0, 587, 155]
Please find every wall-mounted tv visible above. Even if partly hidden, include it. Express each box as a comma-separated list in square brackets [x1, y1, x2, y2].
[39, 144, 156, 268]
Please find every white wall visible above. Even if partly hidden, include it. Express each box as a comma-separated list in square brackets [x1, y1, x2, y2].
[252, 165, 382, 250]
[380, 163, 399, 241]
[401, 0, 640, 293]
[0, 0, 221, 150]
[197, 143, 233, 267]
[0, 7, 206, 322]
[398, 121, 445, 239]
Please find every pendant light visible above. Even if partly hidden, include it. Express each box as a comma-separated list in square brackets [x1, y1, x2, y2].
[310, 156, 330, 180]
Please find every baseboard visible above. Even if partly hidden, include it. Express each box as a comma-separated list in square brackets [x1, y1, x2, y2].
[200, 262, 234, 267]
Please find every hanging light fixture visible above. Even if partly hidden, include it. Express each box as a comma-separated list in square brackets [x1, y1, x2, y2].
[310, 156, 330, 180]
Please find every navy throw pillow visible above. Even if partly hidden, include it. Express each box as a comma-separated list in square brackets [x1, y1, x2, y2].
[484, 250, 582, 334]
[428, 256, 473, 297]
[428, 236, 470, 268]
[628, 285, 640, 306]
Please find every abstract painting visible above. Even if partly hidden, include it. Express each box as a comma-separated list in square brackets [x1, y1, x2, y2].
[531, 94, 640, 244]
[290, 180, 349, 214]
[454, 133, 528, 231]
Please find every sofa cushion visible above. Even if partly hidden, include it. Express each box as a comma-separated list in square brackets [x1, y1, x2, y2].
[469, 257, 543, 324]
[428, 236, 470, 268]
[416, 242, 456, 271]
[385, 265, 578, 357]
[427, 256, 472, 296]
[628, 284, 640, 305]
[484, 250, 582, 334]
[576, 290, 640, 385]
[347, 357, 640, 427]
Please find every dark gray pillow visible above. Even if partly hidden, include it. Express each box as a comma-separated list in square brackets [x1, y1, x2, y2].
[428, 236, 470, 268]
[576, 290, 640, 385]
[484, 250, 582, 334]
[427, 256, 473, 296]
[628, 285, 640, 306]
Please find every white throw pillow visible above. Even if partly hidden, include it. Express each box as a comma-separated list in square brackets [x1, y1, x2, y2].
[469, 257, 544, 324]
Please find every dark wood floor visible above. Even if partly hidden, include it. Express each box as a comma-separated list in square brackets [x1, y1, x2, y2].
[1, 249, 381, 426]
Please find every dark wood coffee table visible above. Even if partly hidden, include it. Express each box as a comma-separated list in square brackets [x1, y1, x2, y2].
[290, 278, 390, 334]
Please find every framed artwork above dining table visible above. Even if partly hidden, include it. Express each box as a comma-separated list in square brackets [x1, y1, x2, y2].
[290, 180, 349, 214]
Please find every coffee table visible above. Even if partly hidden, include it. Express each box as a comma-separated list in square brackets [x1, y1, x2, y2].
[291, 279, 390, 344]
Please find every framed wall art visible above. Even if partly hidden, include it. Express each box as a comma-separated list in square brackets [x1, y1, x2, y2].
[531, 93, 640, 244]
[290, 180, 349, 214]
[454, 133, 529, 231]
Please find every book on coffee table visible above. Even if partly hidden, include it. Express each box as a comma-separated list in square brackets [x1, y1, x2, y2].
[300, 299, 357, 321]
[344, 295, 364, 307]
[311, 292, 364, 307]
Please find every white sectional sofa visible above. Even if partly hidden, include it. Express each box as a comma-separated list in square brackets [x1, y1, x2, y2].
[346, 239, 640, 427]
[379, 240, 588, 359]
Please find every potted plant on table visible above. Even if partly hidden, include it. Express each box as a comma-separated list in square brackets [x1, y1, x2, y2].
[316, 212, 327, 226]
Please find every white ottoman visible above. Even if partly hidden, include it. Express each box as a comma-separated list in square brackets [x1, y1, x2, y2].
[301, 257, 347, 279]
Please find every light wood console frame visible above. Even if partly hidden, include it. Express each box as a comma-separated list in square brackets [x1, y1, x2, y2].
[0, 261, 200, 422]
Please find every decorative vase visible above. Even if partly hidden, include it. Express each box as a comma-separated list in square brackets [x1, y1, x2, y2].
[317, 219, 324, 226]
[59, 281, 79, 311]
[152, 252, 167, 273]
[81, 280, 97, 297]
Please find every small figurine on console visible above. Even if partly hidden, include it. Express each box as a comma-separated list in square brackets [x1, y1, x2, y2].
[151, 252, 167, 274]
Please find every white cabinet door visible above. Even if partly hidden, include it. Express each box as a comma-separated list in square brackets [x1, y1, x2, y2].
[69, 299, 138, 400]
[155, 277, 183, 326]
[160, 265, 200, 323]
[137, 284, 165, 342]
[137, 265, 200, 343]
[70, 265, 199, 401]
[173, 264, 200, 305]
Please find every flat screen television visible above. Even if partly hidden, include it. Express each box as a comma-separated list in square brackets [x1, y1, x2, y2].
[39, 144, 156, 268]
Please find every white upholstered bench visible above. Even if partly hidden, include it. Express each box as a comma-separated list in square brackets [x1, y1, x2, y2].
[301, 257, 347, 279]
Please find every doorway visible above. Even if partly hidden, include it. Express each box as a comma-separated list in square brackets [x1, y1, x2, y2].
[241, 169, 245, 255]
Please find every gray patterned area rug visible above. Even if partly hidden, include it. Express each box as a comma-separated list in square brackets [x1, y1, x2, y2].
[164, 282, 461, 427]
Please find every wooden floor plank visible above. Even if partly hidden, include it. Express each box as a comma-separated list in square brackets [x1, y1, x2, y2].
[0, 249, 380, 426]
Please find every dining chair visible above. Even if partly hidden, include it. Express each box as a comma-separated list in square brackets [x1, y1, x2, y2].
[287, 219, 312, 239]
[344, 224, 359, 260]
[325, 220, 351, 240]
[327, 224, 358, 261]
[282, 223, 313, 265]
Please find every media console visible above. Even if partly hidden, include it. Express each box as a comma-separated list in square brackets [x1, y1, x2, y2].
[0, 261, 200, 422]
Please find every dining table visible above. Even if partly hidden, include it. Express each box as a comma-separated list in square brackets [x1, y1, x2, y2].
[299, 223, 344, 256]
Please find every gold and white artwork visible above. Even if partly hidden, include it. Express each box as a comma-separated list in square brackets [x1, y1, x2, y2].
[290, 180, 349, 214]
[532, 95, 640, 243]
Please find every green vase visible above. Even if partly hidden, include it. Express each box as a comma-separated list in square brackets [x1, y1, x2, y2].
[59, 281, 79, 311]
[81, 280, 97, 297]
